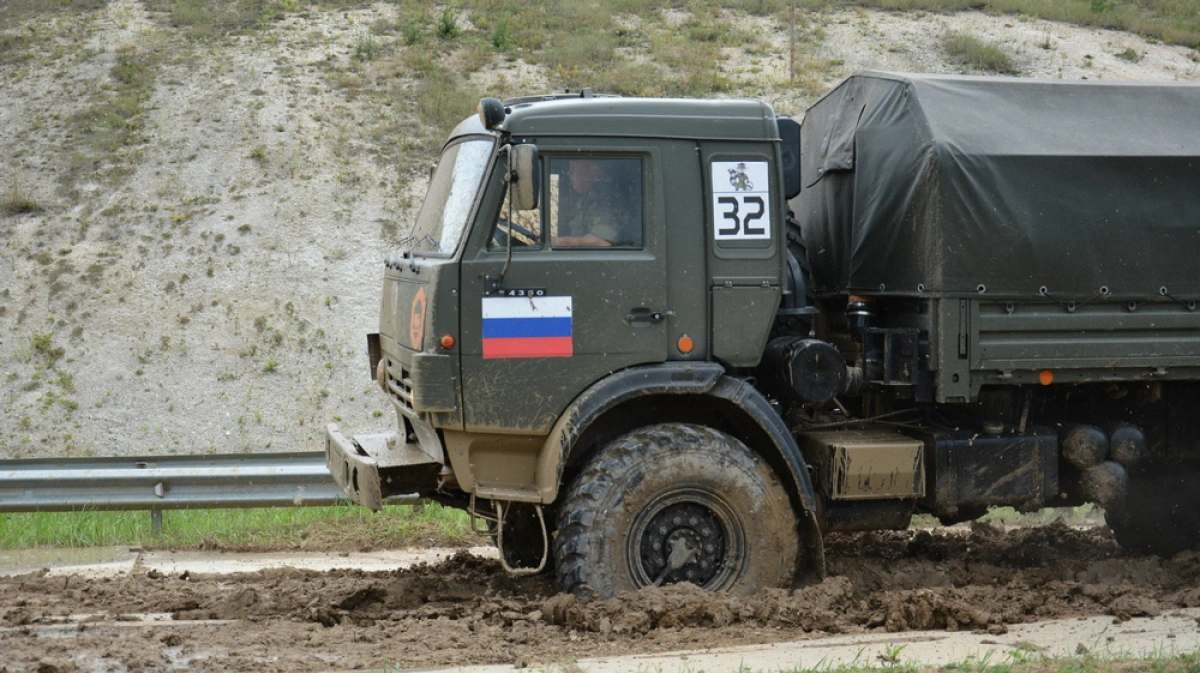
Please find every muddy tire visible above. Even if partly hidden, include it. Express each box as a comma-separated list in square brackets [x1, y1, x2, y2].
[934, 505, 988, 527]
[1105, 467, 1200, 557]
[554, 423, 799, 598]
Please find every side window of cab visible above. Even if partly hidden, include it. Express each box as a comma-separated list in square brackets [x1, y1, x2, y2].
[549, 157, 643, 249]
[487, 155, 644, 251]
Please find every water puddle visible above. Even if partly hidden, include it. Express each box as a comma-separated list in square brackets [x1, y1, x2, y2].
[0, 546, 139, 576]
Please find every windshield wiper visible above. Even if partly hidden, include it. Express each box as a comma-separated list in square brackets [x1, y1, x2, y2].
[417, 234, 439, 252]
[388, 234, 422, 261]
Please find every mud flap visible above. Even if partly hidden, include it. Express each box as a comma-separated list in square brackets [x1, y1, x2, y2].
[795, 509, 827, 588]
[706, 376, 827, 584]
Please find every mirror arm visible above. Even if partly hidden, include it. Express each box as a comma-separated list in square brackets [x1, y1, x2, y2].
[498, 149, 515, 284]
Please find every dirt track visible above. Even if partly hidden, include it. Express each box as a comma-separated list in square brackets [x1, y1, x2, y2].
[3, 523, 1199, 673]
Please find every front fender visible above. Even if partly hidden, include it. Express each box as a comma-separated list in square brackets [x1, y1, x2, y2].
[535, 365, 825, 582]
[535, 362, 726, 503]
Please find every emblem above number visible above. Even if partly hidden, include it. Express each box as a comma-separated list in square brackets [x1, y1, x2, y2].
[711, 161, 771, 241]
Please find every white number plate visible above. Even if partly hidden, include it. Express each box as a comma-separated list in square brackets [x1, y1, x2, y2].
[711, 161, 771, 241]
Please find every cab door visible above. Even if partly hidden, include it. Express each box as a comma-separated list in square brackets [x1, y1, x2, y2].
[458, 146, 668, 434]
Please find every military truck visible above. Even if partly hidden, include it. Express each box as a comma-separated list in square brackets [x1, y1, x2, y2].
[326, 71, 1200, 598]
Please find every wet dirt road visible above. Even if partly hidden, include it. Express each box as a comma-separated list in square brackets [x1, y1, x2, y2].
[2, 523, 1199, 673]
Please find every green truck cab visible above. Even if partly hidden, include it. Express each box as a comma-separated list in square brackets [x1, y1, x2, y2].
[328, 73, 1200, 597]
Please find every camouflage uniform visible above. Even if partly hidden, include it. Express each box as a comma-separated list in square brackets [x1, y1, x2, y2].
[558, 181, 634, 246]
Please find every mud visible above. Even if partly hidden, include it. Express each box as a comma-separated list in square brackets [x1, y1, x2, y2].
[2, 523, 1199, 672]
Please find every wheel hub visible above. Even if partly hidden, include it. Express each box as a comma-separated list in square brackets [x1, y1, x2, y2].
[638, 501, 727, 587]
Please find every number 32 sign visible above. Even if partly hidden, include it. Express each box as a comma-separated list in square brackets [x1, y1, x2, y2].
[712, 161, 771, 241]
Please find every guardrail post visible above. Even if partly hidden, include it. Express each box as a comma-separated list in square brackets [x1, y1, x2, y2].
[150, 509, 163, 535]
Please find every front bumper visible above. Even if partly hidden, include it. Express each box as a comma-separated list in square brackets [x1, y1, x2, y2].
[325, 424, 444, 511]
[325, 424, 388, 510]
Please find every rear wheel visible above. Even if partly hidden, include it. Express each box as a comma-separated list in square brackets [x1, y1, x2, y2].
[935, 505, 988, 527]
[1105, 466, 1200, 557]
[554, 423, 799, 597]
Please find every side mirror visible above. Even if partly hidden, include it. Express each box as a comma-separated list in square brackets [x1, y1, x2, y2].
[509, 143, 540, 211]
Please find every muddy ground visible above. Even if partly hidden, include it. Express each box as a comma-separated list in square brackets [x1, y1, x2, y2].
[2, 523, 1199, 673]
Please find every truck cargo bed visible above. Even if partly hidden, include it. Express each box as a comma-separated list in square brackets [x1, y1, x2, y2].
[796, 71, 1200, 302]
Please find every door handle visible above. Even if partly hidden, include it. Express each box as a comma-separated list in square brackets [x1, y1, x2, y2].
[626, 307, 666, 326]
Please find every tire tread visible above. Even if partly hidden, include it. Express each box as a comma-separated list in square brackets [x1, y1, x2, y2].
[553, 423, 798, 596]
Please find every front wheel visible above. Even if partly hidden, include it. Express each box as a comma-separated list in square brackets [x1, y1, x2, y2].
[554, 424, 800, 597]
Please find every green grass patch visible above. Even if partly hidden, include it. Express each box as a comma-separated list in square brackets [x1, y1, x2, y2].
[1115, 46, 1142, 61]
[437, 8, 461, 40]
[0, 502, 481, 552]
[144, 0, 289, 38]
[911, 504, 1104, 528]
[943, 31, 1021, 74]
[143, 0, 392, 38]
[773, 651, 1200, 673]
[0, 0, 108, 31]
[0, 31, 34, 66]
[801, 0, 1200, 49]
[71, 44, 159, 152]
[62, 43, 161, 194]
[352, 33, 383, 61]
[2, 179, 41, 216]
[408, 66, 484, 150]
[0, 0, 108, 64]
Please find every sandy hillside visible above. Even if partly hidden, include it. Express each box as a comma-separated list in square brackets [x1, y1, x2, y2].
[1, 1, 1197, 460]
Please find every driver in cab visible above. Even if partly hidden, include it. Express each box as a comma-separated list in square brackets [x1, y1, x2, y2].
[551, 159, 632, 248]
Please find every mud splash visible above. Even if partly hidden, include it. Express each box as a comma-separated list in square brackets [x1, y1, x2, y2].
[2, 523, 1198, 672]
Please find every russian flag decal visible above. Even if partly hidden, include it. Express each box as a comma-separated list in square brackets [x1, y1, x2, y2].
[482, 296, 573, 359]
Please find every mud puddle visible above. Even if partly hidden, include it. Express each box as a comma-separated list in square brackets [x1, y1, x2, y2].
[2, 522, 1199, 673]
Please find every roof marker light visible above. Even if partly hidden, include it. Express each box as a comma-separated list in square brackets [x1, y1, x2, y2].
[478, 97, 505, 129]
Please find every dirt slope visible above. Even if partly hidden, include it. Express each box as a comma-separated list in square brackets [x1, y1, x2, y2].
[1, 2, 1198, 461]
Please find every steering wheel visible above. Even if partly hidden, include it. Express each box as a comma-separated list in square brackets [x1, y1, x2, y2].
[491, 220, 538, 248]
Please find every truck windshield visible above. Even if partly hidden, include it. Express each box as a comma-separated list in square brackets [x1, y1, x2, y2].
[408, 137, 495, 256]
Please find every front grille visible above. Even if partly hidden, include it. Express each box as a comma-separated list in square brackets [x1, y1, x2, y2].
[384, 357, 414, 411]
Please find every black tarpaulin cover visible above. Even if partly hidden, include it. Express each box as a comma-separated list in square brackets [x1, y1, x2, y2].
[794, 70, 1200, 300]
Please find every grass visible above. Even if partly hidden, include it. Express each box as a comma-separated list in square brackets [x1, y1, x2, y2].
[809, 0, 1200, 49]
[65, 43, 161, 191]
[0, 502, 481, 551]
[0, 31, 34, 66]
[135, 0, 1200, 51]
[943, 31, 1021, 74]
[1, 501, 1102, 553]
[771, 651, 1200, 673]
[408, 65, 484, 152]
[436, 8, 461, 40]
[143, 0, 293, 38]
[18, 0, 1187, 216]
[1115, 46, 1142, 61]
[352, 34, 382, 61]
[2, 179, 40, 216]
[0, 0, 107, 36]
[911, 504, 1103, 528]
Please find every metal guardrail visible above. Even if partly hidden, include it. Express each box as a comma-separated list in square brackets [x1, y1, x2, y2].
[0, 451, 417, 514]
